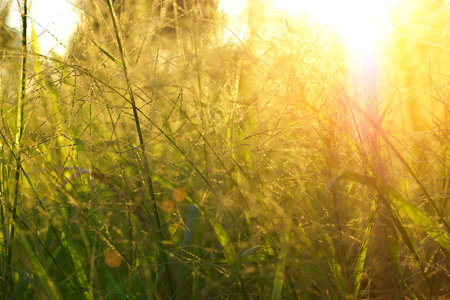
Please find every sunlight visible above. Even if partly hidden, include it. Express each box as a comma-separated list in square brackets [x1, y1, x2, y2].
[218, 0, 247, 17]
[5, 0, 80, 56]
[217, 0, 248, 42]
[273, 0, 396, 58]
[219, 0, 397, 58]
[271, 0, 400, 106]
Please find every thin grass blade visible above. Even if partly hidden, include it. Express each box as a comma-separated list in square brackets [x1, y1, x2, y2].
[60, 230, 94, 300]
[15, 227, 61, 299]
[151, 174, 248, 298]
[341, 172, 450, 252]
[176, 204, 199, 300]
[91, 40, 124, 69]
[353, 200, 376, 296]
[272, 228, 289, 300]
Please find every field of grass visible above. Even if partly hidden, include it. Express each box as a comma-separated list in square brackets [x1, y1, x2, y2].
[0, 0, 449, 299]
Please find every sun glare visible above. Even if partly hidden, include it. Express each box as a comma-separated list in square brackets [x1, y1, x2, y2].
[5, 0, 80, 56]
[218, 0, 247, 17]
[3, 0, 396, 58]
[219, 0, 397, 58]
[218, 0, 249, 41]
[274, 0, 396, 58]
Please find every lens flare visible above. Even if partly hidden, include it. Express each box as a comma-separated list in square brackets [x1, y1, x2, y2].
[273, 0, 397, 57]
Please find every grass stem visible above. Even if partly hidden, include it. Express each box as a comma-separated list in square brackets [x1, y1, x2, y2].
[5, 0, 28, 296]
[105, 0, 174, 296]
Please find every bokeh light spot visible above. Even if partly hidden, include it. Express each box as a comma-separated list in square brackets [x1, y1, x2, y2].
[161, 199, 175, 213]
[173, 187, 187, 202]
[105, 250, 123, 268]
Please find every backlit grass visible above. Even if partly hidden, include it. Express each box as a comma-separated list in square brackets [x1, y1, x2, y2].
[0, 0, 449, 299]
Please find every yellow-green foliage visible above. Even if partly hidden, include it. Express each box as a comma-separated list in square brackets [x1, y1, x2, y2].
[0, 0, 449, 299]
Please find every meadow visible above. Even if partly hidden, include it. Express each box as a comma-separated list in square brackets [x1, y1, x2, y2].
[0, 0, 449, 299]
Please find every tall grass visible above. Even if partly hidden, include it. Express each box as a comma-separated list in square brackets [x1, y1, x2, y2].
[0, 0, 449, 299]
[3, 0, 29, 296]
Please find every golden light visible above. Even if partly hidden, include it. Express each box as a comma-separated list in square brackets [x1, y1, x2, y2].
[218, 0, 247, 17]
[275, 0, 397, 57]
[5, 0, 80, 56]
[217, 0, 248, 41]
[219, 0, 397, 58]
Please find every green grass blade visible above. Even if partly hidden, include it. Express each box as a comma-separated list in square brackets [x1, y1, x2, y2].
[272, 228, 289, 300]
[15, 227, 61, 299]
[91, 40, 124, 69]
[60, 230, 94, 300]
[103, 264, 127, 297]
[103, 0, 174, 295]
[328, 172, 440, 295]
[176, 204, 199, 300]
[325, 233, 349, 297]
[6, 1, 28, 295]
[384, 221, 418, 300]
[353, 200, 376, 296]
[341, 172, 450, 252]
[31, 22, 42, 65]
[151, 174, 248, 298]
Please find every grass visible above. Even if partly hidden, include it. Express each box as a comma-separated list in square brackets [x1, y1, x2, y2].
[0, 0, 449, 299]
